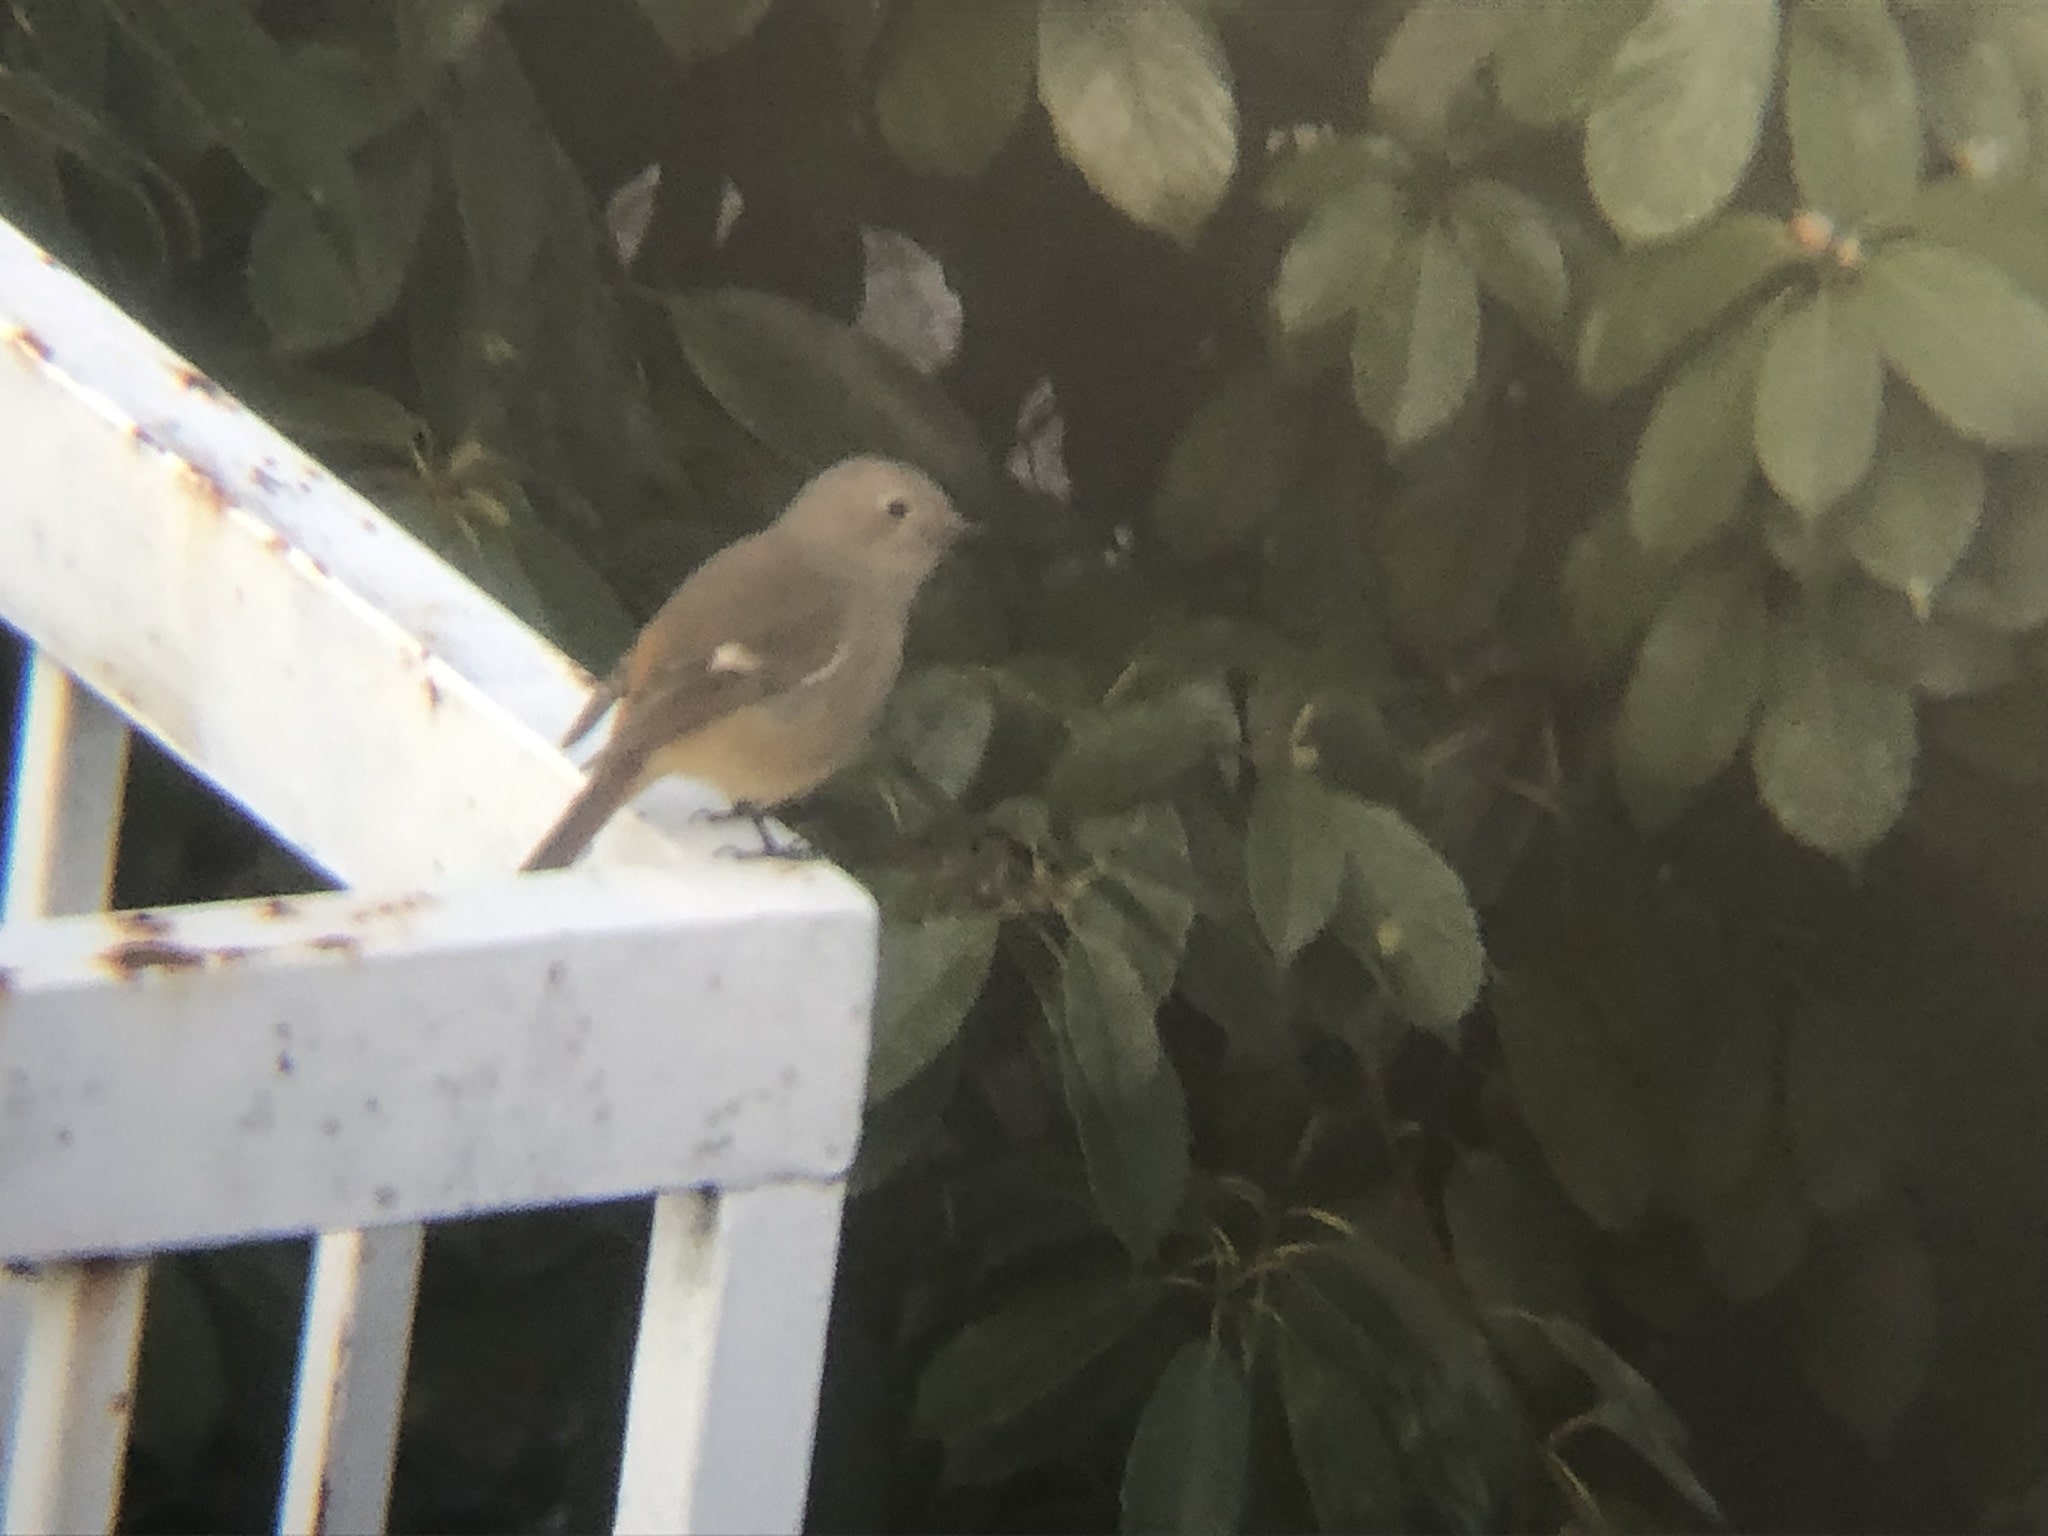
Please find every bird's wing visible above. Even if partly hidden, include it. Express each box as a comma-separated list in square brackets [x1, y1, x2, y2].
[599, 537, 853, 776]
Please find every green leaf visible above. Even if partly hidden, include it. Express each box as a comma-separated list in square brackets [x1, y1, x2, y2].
[1919, 23, 2029, 181]
[1245, 771, 1346, 964]
[1151, 368, 1299, 555]
[1045, 679, 1239, 815]
[1329, 795, 1484, 1038]
[1375, 413, 1528, 652]
[1270, 174, 1409, 338]
[1628, 316, 1766, 554]
[1615, 556, 1772, 829]
[1584, 0, 1780, 243]
[1754, 285, 1883, 517]
[1493, 971, 1657, 1231]
[1694, 1140, 1811, 1300]
[1037, 1, 1239, 246]
[1833, 580, 2018, 699]
[868, 912, 999, 1100]
[1446, 177, 1569, 335]
[666, 288, 998, 511]
[247, 143, 436, 354]
[1368, 0, 1513, 152]
[1350, 221, 1481, 448]
[1676, 978, 1778, 1211]
[1563, 502, 1681, 666]
[1579, 211, 1799, 397]
[398, 0, 510, 74]
[1052, 916, 1192, 1259]
[1844, 391, 1985, 605]
[1906, 177, 2048, 312]
[1751, 618, 1918, 859]
[883, 666, 995, 798]
[1119, 1338, 1250, 1535]
[1798, 1213, 1937, 1446]
[1444, 1152, 1588, 1318]
[1258, 131, 1400, 213]
[97, 0, 359, 199]
[876, 0, 1036, 178]
[1273, 1305, 1406, 1533]
[1784, 995, 1901, 1215]
[631, 0, 776, 67]
[1496, 1311, 1722, 1525]
[1867, 241, 2048, 447]
[1784, 0, 1921, 223]
[1939, 462, 2048, 631]
[1494, 0, 1654, 127]
[914, 1264, 1162, 1445]
[1070, 809, 1198, 1011]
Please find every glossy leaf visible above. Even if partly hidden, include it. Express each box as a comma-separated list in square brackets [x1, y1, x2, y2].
[1784, 0, 1921, 222]
[1845, 392, 1985, 605]
[1754, 285, 1883, 518]
[1677, 978, 1778, 1211]
[1579, 211, 1798, 397]
[1330, 795, 1485, 1037]
[1833, 580, 2018, 700]
[1444, 1152, 1588, 1318]
[1799, 1212, 1936, 1444]
[1073, 802, 1200, 1007]
[1271, 176, 1409, 338]
[1784, 995, 1900, 1215]
[1499, 1311, 1722, 1525]
[1868, 241, 2048, 448]
[1940, 463, 2048, 631]
[1152, 369, 1299, 555]
[1052, 916, 1192, 1258]
[1629, 316, 1766, 554]
[868, 912, 999, 1100]
[1350, 221, 1481, 448]
[914, 1264, 1161, 1444]
[1563, 502, 1681, 666]
[632, 0, 776, 67]
[1119, 1338, 1249, 1535]
[1695, 1141, 1811, 1300]
[1494, 0, 1654, 127]
[876, 0, 1036, 178]
[1752, 619, 1918, 859]
[248, 146, 435, 354]
[1493, 971, 1657, 1231]
[1368, 0, 1513, 151]
[1447, 177, 1569, 335]
[1245, 771, 1346, 964]
[1045, 679, 1238, 815]
[666, 288, 998, 510]
[1615, 557, 1771, 829]
[1037, 1, 1239, 246]
[1918, 19, 2029, 180]
[1274, 1310, 1406, 1533]
[885, 667, 995, 799]
[1584, 0, 1780, 243]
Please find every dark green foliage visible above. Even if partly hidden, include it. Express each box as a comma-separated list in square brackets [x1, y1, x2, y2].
[7, 1, 2047, 1530]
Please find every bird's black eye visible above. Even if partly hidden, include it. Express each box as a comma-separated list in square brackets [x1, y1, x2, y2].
[884, 496, 911, 520]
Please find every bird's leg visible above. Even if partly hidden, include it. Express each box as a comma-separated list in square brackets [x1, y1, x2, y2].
[701, 801, 820, 861]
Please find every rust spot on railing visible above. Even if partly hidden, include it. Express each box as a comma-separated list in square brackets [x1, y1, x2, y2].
[129, 422, 163, 454]
[172, 366, 223, 399]
[251, 459, 285, 494]
[8, 326, 50, 364]
[260, 896, 298, 920]
[181, 463, 230, 516]
[99, 939, 208, 978]
[306, 933, 362, 959]
[352, 891, 439, 924]
[116, 910, 171, 936]
[423, 674, 442, 711]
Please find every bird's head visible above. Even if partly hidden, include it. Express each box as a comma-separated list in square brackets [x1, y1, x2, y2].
[777, 456, 969, 594]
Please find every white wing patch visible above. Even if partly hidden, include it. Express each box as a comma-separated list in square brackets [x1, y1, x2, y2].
[798, 637, 853, 690]
[708, 641, 763, 676]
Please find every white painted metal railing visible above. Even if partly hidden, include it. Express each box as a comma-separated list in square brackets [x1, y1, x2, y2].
[0, 214, 878, 1534]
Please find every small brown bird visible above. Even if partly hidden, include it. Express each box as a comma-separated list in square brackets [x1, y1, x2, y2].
[522, 456, 967, 871]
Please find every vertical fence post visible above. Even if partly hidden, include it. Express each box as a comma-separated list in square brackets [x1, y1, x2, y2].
[613, 1182, 849, 1535]
[0, 656, 144, 1536]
